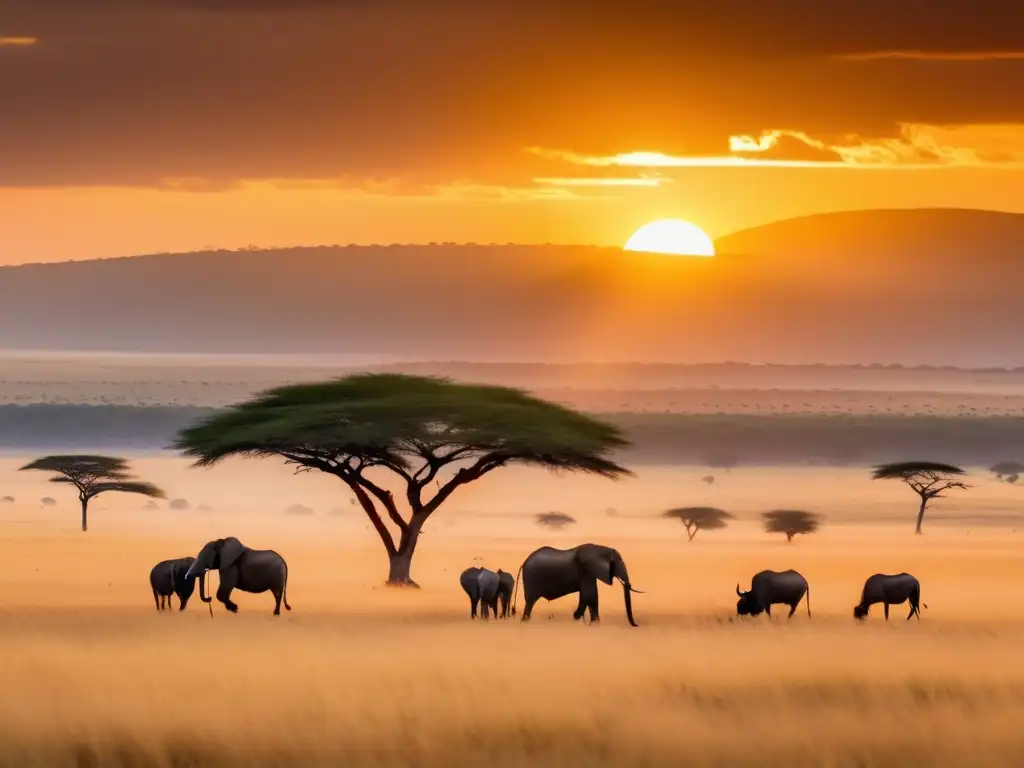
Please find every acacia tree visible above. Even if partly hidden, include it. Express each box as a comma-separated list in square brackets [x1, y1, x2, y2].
[662, 506, 733, 541]
[535, 511, 576, 529]
[19, 455, 165, 532]
[174, 374, 631, 586]
[871, 461, 968, 534]
[762, 509, 821, 542]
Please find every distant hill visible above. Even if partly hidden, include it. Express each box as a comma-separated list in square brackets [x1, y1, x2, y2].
[3, 208, 1023, 365]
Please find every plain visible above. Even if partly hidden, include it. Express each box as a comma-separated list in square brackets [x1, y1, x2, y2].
[2, 458, 1024, 766]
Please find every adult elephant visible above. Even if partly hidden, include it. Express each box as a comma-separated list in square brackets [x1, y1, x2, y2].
[512, 543, 642, 626]
[149, 556, 207, 611]
[184, 537, 291, 615]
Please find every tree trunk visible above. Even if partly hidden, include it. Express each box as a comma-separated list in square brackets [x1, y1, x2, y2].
[80, 496, 89, 532]
[386, 518, 425, 587]
[687, 526, 697, 541]
[786, 532, 794, 543]
[915, 496, 927, 535]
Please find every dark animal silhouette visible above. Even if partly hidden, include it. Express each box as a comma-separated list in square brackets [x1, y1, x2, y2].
[736, 569, 811, 619]
[460, 567, 515, 619]
[512, 543, 643, 626]
[184, 537, 291, 615]
[149, 556, 206, 611]
[854, 573, 926, 621]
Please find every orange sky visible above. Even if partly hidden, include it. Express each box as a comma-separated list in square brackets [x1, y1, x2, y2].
[2, 1, 1024, 264]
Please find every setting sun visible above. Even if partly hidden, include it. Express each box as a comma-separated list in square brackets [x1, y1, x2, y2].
[623, 219, 716, 256]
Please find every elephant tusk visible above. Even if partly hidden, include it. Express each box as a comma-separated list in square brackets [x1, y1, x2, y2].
[627, 585, 646, 594]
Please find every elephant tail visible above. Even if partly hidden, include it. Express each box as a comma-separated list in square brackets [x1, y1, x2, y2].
[282, 561, 292, 611]
[511, 563, 523, 617]
[806, 585, 812, 618]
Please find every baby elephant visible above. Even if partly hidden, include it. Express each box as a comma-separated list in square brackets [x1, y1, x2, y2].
[854, 573, 926, 621]
[150, 556, 206, 611]
[460, 566, 514, 619]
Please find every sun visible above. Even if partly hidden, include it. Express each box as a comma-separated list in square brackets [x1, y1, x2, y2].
[623, 219, 715, 257]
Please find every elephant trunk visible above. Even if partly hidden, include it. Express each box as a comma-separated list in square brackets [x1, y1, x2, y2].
[199, 570, 212, 603]
[623, 581, 638, 627]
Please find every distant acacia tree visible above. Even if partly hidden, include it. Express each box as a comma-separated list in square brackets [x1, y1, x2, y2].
[536, 512, 577, 529]
[762, 509, 821, 543]
[990, 461, 1024, 484]
[871, 461, 968, 534]
[20, 455, 165, 532]
[662, 506, 734, 541]
[175, 374, 630, 586]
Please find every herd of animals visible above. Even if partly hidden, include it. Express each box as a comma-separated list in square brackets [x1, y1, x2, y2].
[151, 539, 927, 624]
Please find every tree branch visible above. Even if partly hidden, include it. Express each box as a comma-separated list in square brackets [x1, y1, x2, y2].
[352, 472, 410, 533]
[421, 453, 508, 518]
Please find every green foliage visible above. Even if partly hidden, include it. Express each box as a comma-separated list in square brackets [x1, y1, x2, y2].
[175, 374, 630, 478]
[19, 455, 165, 532]
[175, 374, 630, 582]
[19, 455, 165, 501]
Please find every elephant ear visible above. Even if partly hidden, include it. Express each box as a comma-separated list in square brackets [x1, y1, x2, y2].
[220, 537, 247, 570]
[578, 546, 615, 585]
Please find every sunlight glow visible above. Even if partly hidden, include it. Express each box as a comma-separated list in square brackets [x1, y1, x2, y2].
[623, 219, 715, 257]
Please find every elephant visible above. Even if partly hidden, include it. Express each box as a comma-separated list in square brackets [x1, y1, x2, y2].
[460, 567, 515, 619]
[149, 556, 207, 611]
[512, 543, 642, 626]
[184, 537, 291, 615]
[497, 569, 515, 617]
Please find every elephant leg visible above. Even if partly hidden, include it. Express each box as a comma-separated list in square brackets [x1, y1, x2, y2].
[470, 596, 479, 619]
[153, 588, 160, 611]
[179, 593, 189, 611]
[787, 602, 798, 619]
[481, 600, 490, 620]
[907, 604, 916, 621]
[217, 569, 240, 613]
[521, 596, 538, 622]
[572, 592, 586, 621]
[272, 588, 283, 616]
[579, 578, 599, 623]
[884, 603, 890, 621]
[764, 603, 772, 619]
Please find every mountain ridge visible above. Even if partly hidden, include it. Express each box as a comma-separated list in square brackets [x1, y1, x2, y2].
[3, 208, 1022, 365]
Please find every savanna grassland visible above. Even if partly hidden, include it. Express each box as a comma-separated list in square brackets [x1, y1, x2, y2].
[3, 455, 1024, 767]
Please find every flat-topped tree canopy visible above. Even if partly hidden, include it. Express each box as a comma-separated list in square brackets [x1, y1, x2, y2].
[871, 461, 966, 480]
[871, 461, 968, 534]
[175, 373, 631, 584]
[536, 512, 577, 528]
[19, 455, 165, 532]
[662, 506, 734, 541]
[762, 509, 821, 542]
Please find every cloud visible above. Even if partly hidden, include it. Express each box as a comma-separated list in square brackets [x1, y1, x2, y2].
[835, 50, 1024, 62]
[0, 36, 36, 46]
[154, 175, 605, 201]
[531, 124, 1024, 171]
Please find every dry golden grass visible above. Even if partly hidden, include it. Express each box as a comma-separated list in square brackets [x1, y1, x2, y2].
[2, 458, 1024, 766]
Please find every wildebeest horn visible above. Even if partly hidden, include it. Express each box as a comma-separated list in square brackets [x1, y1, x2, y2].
[736, 583, 743, 597]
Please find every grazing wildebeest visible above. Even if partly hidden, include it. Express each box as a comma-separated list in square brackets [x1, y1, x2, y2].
[854, 573, 926, 621]
[736, 569, 811, 619]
